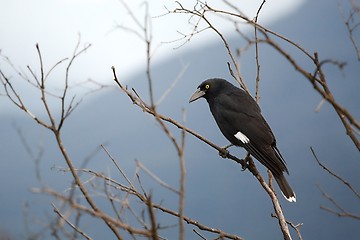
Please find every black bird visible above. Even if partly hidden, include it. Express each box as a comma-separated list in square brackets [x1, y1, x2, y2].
[189, 78, 296, 202]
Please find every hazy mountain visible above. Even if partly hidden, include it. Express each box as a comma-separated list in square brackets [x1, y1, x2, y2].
[1, 0, 359, 239]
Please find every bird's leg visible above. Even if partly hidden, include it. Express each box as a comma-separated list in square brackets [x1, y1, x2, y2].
[223, 143, 234, 150]
[218, 144, 234, 158]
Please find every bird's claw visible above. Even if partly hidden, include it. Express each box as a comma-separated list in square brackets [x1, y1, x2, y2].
[240, 160, 248, 171]
[240, 156, 251, 171]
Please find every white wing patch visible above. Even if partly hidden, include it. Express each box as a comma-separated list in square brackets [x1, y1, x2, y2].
[234, 131, 250, 144]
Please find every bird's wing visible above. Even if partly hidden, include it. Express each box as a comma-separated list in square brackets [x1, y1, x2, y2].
[218, 90, 274, 145]
[212, 90, 288, 175]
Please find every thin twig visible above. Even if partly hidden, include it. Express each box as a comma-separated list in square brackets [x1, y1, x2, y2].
[156, 62, 190, 106]
[193, 229, 207, 239]
[52, 203, 93, 240]
[254, 0, 266, 103]
[146, 194, 159, 240]
[317, 185, 360, 220]
[173, 3, 248, 92]
[310, 147, 360, 199]
[271, 213, 303, 240]
[136, 160, 180, 194]
[101, 144, 136, 190]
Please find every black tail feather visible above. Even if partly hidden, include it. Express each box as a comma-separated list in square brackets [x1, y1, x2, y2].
[274, 174, 296, 202]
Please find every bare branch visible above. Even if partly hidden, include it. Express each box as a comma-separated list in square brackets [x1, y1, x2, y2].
[340, 1, 360, 60]
[317, 185, 360, 220]
[311, 147, 360, 220]
[136, 160, 180, 194]
[271, 213, 303, 240]
[0, 67, 52, 129]
[172, 2, 248, 92]
[59, 36, 92, 131]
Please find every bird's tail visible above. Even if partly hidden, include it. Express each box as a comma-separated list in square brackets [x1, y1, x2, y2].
[274, 174, 296, 202]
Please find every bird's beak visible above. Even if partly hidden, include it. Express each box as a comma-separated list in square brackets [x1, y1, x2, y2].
[189, 88, 205, 103]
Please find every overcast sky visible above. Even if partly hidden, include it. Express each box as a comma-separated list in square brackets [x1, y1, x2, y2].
[1, 0, 305, 112]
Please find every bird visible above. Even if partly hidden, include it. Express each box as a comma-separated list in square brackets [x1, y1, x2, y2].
[189, 78, 296, 202]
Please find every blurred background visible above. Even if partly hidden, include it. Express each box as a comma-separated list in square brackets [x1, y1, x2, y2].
[1, 0, 359, 239]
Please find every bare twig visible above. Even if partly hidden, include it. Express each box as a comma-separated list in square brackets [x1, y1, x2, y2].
[52, 203, 93, 240]
[320, 205, 360, 220]
[101, 144, 135, 190]
[340, 1, 360, 60]
[136, 160, 180, 194]
[311, 147, 360, 220]
[155, 202, 244, 240]
[193, 229, 207, 239]
[156, 62, 190, 106]
[172, 2, 248, 92]
[33, 187, 152, 237]
[317, 185, 360, 220]
[271, 213, 303, 240]
[264, 37, 359, 150]
[146, 194, 159, 240]
[254, 0, 266, 103]
[310, 147, 360, 199]
[59, 36, 92, 131]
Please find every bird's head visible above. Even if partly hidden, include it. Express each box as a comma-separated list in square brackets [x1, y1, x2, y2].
[189, 78, 230, 103]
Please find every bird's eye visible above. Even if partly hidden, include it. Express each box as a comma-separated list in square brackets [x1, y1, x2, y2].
[205, 84, 210, 90]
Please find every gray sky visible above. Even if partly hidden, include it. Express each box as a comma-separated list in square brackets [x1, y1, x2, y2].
[1, 0, 304, 111]
[0, 0, 304, 80]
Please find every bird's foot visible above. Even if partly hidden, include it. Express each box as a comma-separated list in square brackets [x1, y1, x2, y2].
[218, 144, 234, 158]
[240, 160, 247, 171]
[218, 148, 229, 158]
[240, 155, 251, 171]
